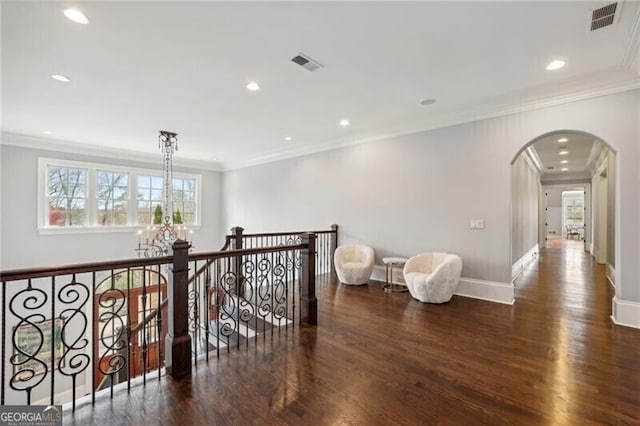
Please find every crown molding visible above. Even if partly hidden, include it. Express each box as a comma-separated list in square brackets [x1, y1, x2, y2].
[0, 132, 223, 172]
[623, 5, 640, 68]
[524, 146, 544, 175]
[222, 72, 640, 171]
[586, 139, 606, 174]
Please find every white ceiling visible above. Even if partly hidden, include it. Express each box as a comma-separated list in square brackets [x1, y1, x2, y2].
[532, 132, 601, 181]
[2, 1, 640, 169]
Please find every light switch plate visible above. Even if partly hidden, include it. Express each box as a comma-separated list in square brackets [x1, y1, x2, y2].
[470, 219, 485, 230]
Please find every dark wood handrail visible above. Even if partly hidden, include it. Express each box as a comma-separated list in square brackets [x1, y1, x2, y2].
[131, 259, 213, 336]
[219, 237, 232, 251]
[130, 297, 168, 334]
[1, 240, 304, 283]
[239, 229, 336, 237]
[188, 243, 306, 262]
[188, 260, 213, 285]
[0, 255, 172, 282]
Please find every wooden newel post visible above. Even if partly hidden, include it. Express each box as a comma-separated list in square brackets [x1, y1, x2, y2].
[300, 232, 317, 325]
[166, 239, 192, 378]
[230, 226, 244, 297]
[330, 224, 339, 276]
[230, 226, 244, 250]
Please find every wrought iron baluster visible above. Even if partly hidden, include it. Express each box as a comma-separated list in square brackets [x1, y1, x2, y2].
[58, 273, 90, 412]
[142, 267, 147, 385]
[205, 263, 210, 362]
[156, 264, 162, 382]
[91, 272, 96, 406]
[293, 255, 296, 328]
[1, 280, 5, 405]
[126, 268, 132, 392]
[50, 276, 55, 406]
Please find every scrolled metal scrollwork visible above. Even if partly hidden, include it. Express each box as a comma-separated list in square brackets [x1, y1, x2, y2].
[217, 272, 238, 340]
[57, 278, 90, 379]
[96, 287, 127, 380]
[8, 283, 49, 396]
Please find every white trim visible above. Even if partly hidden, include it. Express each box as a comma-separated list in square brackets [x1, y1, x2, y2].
[371, 265, 514, 305]
[454, 278, 515, 305]
[611, 296, 640, 329]
[372, 264, 406, 285]
[523, 147, 544, 175]
[1, 132, 222, 171]
[607, 264, 616, 289]
[221, 76, 640, 171]
[38, 157, 202, 231]
[623, 5, 640, 68]
[511, 244, 538, 281]
[2, 78, 638, 173]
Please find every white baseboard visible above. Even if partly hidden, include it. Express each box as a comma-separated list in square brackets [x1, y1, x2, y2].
[372, 265, 514, 305]
[372, 264, 405, 285]
[511, 244, 538, 281]
[611, 296, 640, 329]
[606, 265, 615, 289]
[454, 278, 515, 305]
[589, 242, 594, 255]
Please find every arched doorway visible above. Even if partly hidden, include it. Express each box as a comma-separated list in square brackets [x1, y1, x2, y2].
[511, 130, 617, 292]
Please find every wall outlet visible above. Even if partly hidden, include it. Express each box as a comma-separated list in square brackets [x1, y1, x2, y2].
[470, 219, 485, 230]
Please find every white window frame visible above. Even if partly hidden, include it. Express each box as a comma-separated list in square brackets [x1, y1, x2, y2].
[38, 157, 202, 234]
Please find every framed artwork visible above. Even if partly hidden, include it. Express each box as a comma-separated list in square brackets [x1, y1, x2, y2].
[12, 317, 65, 378]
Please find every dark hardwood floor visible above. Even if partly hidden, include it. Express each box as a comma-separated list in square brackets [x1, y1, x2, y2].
[65, 239, 640, 425]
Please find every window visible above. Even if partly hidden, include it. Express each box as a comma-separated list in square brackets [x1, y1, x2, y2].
[39, 158, 201, 232]
[47, 166, 88, 227]
[137, 175, 163, 225]
[172, 177, 196, 225]
[97, 171, 129, 226]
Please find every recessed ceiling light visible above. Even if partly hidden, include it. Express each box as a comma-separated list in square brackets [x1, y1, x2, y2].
[546, 60, 566, 71]
[557, 138, 568, 143]
[50, 74, 70, 82]
[63, 8, 89, 24]
[42, 130, 52, 135]
[246, 81, 260, 91]
[559, 150, 569, 155]
[561, 168, 569, 171]
[284, 136, 292, 141]
[420, 99, 437, 106]
[339, 119, 350, 127]
[560, 160, 568, 164]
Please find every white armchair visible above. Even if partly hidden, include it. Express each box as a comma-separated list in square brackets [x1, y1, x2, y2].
[334, 244, 375, 285]
[403, 253, 462, 303]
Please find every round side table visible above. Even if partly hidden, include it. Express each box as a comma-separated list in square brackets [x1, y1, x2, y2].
[382, 257, 408, 293]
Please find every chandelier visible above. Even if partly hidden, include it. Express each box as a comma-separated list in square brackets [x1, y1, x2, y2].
[136, 130, 191, 257]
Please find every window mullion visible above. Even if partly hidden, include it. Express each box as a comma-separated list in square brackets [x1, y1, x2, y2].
[87, 168, 97, 226]
[130, 173, 138, 226]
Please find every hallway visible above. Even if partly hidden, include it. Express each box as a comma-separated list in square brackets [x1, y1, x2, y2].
[65, 241, 640, 425]
[512, 237, 639, 423]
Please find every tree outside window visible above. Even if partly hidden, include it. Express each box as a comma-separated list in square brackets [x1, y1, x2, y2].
[172, 178, 196, 224]
[97, 171, 129, 226]
[47, 166, 87, 226]
[41, 159, 200, 230]
[137, 175, 163, 225]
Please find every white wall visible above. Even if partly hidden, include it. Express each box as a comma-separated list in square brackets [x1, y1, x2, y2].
[0, 143, 224, 269]
[607, 151, 616, 267]
[223, 90, 640, 304]
[511, 155, 539, 262]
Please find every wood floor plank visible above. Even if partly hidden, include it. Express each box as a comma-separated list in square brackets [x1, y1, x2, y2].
[64, 239, 640, 425]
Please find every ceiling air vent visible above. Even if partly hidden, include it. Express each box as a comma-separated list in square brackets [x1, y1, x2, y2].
[291, 53, 324, 72]
[590, 2, 618, 31]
